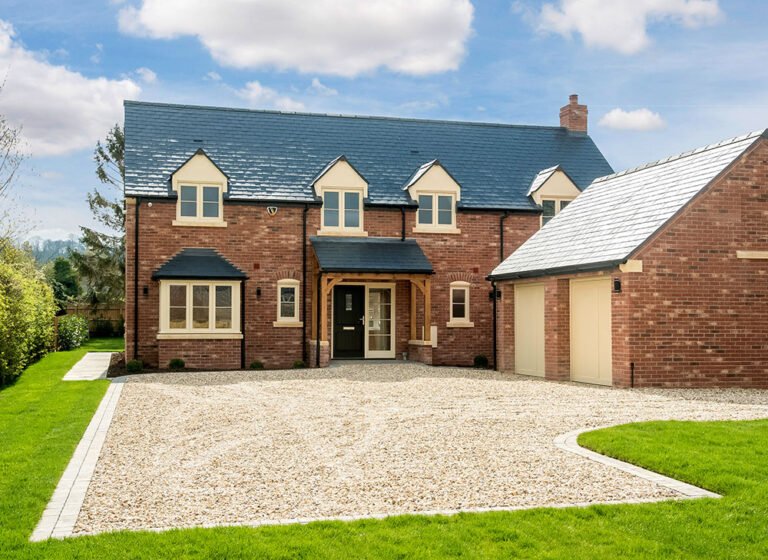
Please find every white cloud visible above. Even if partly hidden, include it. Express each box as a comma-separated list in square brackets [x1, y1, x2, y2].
[118, 0, 473, 77]
[236, 81, 305, 111]
[135, 66, 157, 83]
[308, 78, 337, 97]
[0, 20, 141, 156]
[90, 42, 103, 64]
[204, 71, 221, 81]
[599, 108, 667, 131]
[535, 0, 721, 54]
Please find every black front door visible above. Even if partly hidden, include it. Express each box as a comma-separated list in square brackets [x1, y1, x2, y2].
[333, 285, 365, 358]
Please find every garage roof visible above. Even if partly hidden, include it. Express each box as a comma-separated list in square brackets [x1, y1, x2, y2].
[311, 237, 433, 274]
[490, 130, 766, 280]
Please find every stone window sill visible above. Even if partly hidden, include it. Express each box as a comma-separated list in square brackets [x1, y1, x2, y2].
[157, 332, 243, 340]
[172, 219, 227, 228]
[273, 321, 304, 328]
[446, 321, 474, 328]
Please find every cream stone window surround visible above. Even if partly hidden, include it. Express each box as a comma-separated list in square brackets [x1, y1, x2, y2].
[405, 160, 461, 234]
[313, 156, 369, 236]
[274, 278, 303, 327]
[447, 281, 474, 327]
[171, 150, 228, 227]
[158, 280, 241, 339]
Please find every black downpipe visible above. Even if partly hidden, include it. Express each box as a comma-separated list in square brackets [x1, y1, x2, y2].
[492, 280, 498, 371]
[302, 204, 309, 365]
[401, 207, 406, 241]
[240, 280, 246, 369]
[315, 272, 323, 367]
[133, 197, 140, 360]
[630, 362, 635, 388]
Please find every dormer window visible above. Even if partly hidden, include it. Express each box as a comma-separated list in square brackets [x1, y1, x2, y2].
[179, 185, 222, 220]
[322, 190, 362, 232]
[404, 160, 461, 234]
[527, 165, 579, 228]
[541, 199, 570, 225]
[417, 194, 455, 228]
[312, 155, 368, 236]
[171, 149, 228, 228]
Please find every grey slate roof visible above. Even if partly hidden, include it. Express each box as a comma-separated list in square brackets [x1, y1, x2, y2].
[124, 101, 613, 209]
[490, 130, 766, 280]
[152, 248, 247, 280]
[311, 237, 433, 274]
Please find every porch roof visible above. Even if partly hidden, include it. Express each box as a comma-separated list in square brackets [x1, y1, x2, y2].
[152, 248, 247, 280]
[311, 237, 433, 274]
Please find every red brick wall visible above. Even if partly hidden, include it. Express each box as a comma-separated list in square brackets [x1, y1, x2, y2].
[158, 339, 240, 370]
[125, 197, 539, 369]
[623, 140, 768, 387]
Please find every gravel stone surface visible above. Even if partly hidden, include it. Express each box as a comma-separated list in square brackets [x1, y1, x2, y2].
[75, 364, 768, 534]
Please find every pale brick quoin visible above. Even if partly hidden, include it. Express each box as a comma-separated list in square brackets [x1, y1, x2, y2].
[124, 97, 768, 388]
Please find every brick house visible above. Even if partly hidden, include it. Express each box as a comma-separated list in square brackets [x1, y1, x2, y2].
[124, 95, 611, 369]
[489, 130, 768, 388]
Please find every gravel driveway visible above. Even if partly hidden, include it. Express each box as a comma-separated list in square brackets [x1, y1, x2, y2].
[75, 364, 768, 534]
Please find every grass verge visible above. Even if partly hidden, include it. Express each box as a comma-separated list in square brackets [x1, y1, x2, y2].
[1, 343, 766, 559]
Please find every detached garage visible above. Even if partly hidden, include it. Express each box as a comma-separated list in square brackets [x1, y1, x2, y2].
[491, 130, 768, 388]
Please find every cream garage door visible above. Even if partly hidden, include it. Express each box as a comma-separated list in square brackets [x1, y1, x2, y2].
[514, 283, 545, 377]
[570, 277, 612, 385]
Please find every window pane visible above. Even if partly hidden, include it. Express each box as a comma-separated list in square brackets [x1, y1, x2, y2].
[214, 286, 232, 329]
[215, 307, 232, 329]
[202, 186, 219, 218]
[437, 195, 453, 225]
[418, 195, 433, 225]
[452, 288, 466, 319]
[344, 192, 360, 228]
[542, 199, 556, 225]
[169, 285, 187, 329]
[192, 285, 209, 328]
[216, 286, 231, 307]
[280, 286, 296, 319]
[180, 186, 197, 217]
[324, 192, 339, 227]
[559, 200, 570, 211]
[170, 285, 186, 307]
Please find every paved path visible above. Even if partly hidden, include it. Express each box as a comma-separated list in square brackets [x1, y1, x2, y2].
[62, 352, 114, 381]
[30, 378, 126, 541]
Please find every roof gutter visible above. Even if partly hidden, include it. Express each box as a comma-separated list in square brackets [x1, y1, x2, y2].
[487, 258, 624, 282]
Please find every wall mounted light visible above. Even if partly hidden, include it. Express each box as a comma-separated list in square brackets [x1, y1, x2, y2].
[613, 278, 622, 293]
[256, 287, 262, 298]
[142, 286, 149, 296]
[267, 206, 278, 216]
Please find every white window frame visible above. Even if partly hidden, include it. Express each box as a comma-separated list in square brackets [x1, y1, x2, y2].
[447, 281, 474, 327]
[274, 279, 303, 327]
[414, 192, 459, 233]
[320, 188, 365, 235]
[173, 182, 227, 227]
[158, 280, 241, 339]
[540, 197, 572, 227]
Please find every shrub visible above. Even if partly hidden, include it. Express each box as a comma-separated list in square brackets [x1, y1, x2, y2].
[168, 358, 185, 370]
[91, 319, 115, 338]
[250, 360, 264, 370]
[58, 315, 89, 351]
[292, 360, 306, 369]
[473, 355, 489, 369]
[0, 242, 56, 385]
[126, 359, 143, 374]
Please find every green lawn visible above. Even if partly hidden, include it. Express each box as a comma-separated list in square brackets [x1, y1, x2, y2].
[1, 341, 767, 559]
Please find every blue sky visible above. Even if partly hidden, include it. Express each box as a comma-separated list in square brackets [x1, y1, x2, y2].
[2, 0, 767, 238]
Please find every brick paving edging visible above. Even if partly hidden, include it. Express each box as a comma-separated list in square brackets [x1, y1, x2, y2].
[30, 377, 126, 541]
[554, 427, 721, 500]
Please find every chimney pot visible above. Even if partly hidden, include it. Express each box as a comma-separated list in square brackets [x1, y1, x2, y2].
[560, 94, 588, 133]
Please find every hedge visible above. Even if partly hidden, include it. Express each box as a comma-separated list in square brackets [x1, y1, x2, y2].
[0, 241, 56, 385]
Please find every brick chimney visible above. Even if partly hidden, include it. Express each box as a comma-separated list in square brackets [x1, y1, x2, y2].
[560, 94, 588, 133]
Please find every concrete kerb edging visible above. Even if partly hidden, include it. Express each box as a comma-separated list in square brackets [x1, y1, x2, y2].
[30, 376, 128, 542]
[554, 426, 721, 500]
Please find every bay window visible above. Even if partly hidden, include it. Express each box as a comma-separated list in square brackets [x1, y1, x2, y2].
[159, 280, 240, 337]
